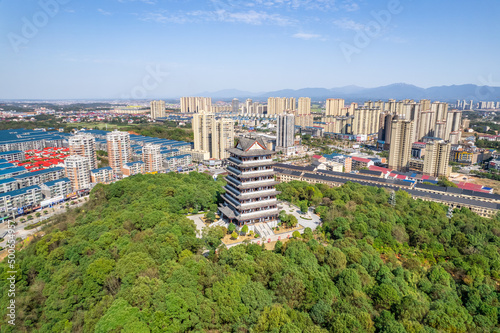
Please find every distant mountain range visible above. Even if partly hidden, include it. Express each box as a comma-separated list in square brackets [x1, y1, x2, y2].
[198, 83, 500, 102]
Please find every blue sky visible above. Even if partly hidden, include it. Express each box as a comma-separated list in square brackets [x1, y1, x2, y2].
[0, 0, 499, 99]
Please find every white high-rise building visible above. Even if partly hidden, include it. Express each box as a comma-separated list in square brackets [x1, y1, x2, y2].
[267, 97, 296, 115]
[297, 97, 311, 115]
[192, 112, 234, 160]
[423, 140, 451, 177]
[142, 144, 163, 173]
[69, 134, 97, 170]
[150, 100, 166, 119]
[106, 130, 132, 174]
[232, 98, 239, 113]
[277, 113, 295, 149]
[388, 120, 413, 172]
[180, 97, 212, 113]
[325, 98, 345, 117]
[65, 155, 91, 191]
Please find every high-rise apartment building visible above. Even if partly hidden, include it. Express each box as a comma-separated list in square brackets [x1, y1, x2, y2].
[297, 97, 311, 115]
[65, 155, 91, 191]
[212, 118, 235, 160]
[388, 120, 413, 172]
[419, 99, 431, 111]
[277, 113, 295, 149]
[245, 99, 253, 115]
[219, 137, 279, 228]
[180, 97, 212, 113]
[192, 112, 234, 160]
[69, 134, 97, 170]
[423, 140, 451, 177]
[150, 100, 166, 119]
[434, 122, 447, 140]
[267, 97, 296, 115]
[106, 130, 132, 174]
[352, 107, 381, 135]
[445, 110, 462, 135]
[325, 98, 345, 117]
[232, 98, 239, 113]
[142, 144, 163, 173]
[418, 111, 436, 140]
[431, 102, 448, 122]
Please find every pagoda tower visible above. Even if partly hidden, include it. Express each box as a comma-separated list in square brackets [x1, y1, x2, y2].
[219, 137, 280, 229]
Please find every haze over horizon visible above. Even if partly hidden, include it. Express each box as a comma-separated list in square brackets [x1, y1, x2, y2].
[1, 0, 499, 99]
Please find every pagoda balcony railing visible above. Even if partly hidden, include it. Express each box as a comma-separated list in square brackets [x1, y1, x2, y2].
[227, 188, 279, 200]
[227, 165, 242, 175]
[238, 170, 275, 179]
[222, 194, 241, 208]
[239, 208, 279, 219]
[228, 156, 274, 166]
[241, 198, 277, 208]
[225, 175, 241, 186]
[223, 185, 240, 197]
[235, 181, 280, 190]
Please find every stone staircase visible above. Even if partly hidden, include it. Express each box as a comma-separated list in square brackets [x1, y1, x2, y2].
[210, 219, 227, 228]
[254, 222, 274, 238]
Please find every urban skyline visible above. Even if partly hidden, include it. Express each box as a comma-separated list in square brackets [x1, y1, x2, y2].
[1, 0, 500, 99]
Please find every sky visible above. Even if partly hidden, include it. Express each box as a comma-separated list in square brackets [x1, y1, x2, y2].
[0, 0, 499, 100]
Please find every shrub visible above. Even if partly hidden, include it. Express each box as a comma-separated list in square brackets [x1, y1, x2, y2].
[231, 231, 238, 240]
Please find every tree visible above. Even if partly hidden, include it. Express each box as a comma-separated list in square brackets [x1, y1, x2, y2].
[299, 201, 308, 214]
[231, 231, 238, 240]
[205, 211, 216, 223]
[241, 225, 249, 235]
[35, 212, 41, 218]
[27, 214, 33, 220]
[228, 223, 236, 234]
[288, 215, 298, 228]
[43, 210, 48, 215]
[292, 231, 301, 238]
[279, 210, 288, 222]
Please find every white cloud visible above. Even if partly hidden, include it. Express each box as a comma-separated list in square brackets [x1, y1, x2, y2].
[98, 9, 112, 16]
[118, 0, 157, 4]
[340, 0, 359, 12]
[333, 18, 365, 31]
[213, 0, 337, 11]
[141, 9, 294, 26]
[292, 32, 323, 40]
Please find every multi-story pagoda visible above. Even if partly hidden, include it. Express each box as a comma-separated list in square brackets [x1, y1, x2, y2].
[219, 137, 280, 229]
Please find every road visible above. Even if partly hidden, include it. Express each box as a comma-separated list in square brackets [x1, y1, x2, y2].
[0, 196, 89, 249]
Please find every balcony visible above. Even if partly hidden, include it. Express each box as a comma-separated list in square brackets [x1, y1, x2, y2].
[237, 208, 279, 221]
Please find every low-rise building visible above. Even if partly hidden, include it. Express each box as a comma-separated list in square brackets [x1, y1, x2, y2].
[14, 167, 65, 188]
[91, 167, 114, 184]
[0, 178, 18, 194]
[122, 161, 144, 177]
[0, 185, 43, 219]
[0, 150, 23, 162]
[0, 166, 27, 180]
[165, 154, 192, 169]
[40, 178, 72, 199]
[351, 156, 374, 170]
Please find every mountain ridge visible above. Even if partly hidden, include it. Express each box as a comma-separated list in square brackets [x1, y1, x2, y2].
[195, 83, 500, 102]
